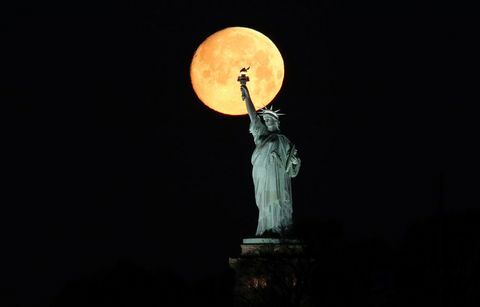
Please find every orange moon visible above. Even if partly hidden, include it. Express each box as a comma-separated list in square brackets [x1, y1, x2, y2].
[190, 27, 284, 116]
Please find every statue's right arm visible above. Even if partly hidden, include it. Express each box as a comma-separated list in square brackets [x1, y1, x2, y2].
[241, 85, 256, 122]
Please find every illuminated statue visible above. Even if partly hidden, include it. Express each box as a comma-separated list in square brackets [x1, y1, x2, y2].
[239, 71, 301, 236]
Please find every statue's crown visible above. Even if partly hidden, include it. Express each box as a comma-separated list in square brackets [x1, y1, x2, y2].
[258, 105, 285, 120]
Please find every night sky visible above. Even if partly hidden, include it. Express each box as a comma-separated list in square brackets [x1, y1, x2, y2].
[3, 1, 477, 306]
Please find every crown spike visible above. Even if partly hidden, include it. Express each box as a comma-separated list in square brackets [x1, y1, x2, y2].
[257, 105, 285, 119]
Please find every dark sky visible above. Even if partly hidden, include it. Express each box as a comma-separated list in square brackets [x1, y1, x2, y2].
[3, 0, 477, 305]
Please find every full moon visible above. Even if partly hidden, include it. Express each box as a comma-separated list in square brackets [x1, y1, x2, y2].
[190, 27, 284, 116]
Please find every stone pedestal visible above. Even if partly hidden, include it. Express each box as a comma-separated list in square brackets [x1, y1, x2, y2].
[229, 238, 315, 306]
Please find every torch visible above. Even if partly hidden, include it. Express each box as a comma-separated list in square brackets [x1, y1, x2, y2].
[237, 67, 250, 101]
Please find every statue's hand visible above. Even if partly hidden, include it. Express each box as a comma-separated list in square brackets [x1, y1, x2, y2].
[290, 149, 299, 165]
[290, 155, 300, 165]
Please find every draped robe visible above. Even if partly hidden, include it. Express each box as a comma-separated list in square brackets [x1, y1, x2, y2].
[249, 115, 300, 236]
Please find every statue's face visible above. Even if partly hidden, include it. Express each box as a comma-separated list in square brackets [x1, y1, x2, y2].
[263, 115, 280, 131]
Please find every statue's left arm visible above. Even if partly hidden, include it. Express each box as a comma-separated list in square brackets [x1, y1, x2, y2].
[286, 146, 301, 178]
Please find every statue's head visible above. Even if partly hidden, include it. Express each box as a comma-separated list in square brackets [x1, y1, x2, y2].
[259, 106, 283, 132]
[261, 114, 280, 132]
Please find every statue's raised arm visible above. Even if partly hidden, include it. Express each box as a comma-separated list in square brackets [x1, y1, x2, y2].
[240, 85, 257, 122]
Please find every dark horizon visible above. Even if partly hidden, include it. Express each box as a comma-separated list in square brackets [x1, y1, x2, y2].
[3, 1, 478, 306]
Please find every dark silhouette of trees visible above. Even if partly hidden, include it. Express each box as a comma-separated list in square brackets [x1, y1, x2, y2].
[397, 210, 480, 307]
[47, 210, 479, 307]
[50, 258, 235, 307]
[51, 259, 188, 307]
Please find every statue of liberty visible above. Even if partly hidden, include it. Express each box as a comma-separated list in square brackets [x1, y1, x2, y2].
[239, 77, 301, 237]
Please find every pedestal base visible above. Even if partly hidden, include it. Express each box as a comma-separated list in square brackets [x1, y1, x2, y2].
[229, 238, 315, 306]
[239, 237, 305, 256]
